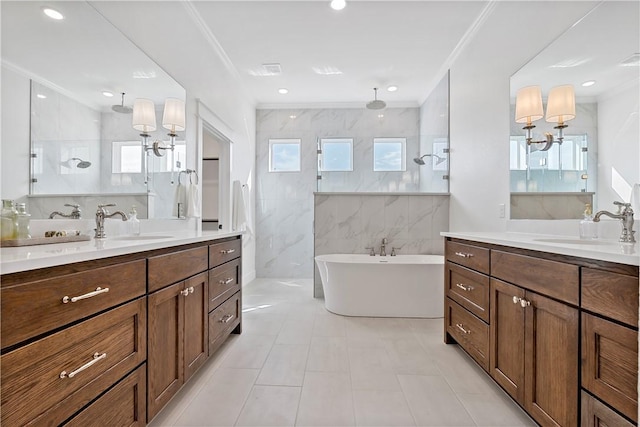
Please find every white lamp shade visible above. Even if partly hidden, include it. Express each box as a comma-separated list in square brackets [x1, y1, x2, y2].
[162, 98, 186, 133]
[132, 99, 157, 132]
[515, 86, 544, 124]
[545, 84, 575, 123]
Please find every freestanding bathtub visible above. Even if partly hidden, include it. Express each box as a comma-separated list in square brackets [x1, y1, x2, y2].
[315, 254, 444, 318]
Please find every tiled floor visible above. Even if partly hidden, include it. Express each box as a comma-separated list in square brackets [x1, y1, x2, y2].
[150, 278, 536, 427]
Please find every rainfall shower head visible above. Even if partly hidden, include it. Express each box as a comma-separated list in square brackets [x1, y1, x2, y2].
[413, 154, 446, 166]
[366, 88, 386, 110]
[69, 157, 92, 168]
[112, 92, 133, 114]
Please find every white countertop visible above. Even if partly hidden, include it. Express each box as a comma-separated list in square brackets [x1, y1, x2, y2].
[0, 230, 243, 275]
[441, 231, 639, 266]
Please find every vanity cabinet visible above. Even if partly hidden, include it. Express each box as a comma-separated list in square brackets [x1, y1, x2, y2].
[444, 237, 638, 427]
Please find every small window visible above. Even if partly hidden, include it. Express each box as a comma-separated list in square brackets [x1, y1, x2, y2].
[320, 138, 353, 171]
[112, 141, 142, 173]
[373, 137, 406, 171]
[269, 139, 301, 172]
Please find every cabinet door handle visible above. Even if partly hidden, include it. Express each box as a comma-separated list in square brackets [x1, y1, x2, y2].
[188, 286, 195, 294]
[220, 249, 236, 254]
[520, 299, 531, 308]
[181, 289, 190, 296]
[456, 283, 474, 292]
[219, 314, 234, 323]
[512, 296, 520, 304]
[219, 278, 234, 285]
[62, 287, 109, 304]
[454, 252, 473, 258]
[60, 352, 106, 379]
[455, 323, 470, 334]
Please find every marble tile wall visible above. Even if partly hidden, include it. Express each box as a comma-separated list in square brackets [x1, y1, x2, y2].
[510, 192, 594, 220]
[313, 194, 450, 297]
[28, 193, 150, 221]
[255, 107, 423, 279]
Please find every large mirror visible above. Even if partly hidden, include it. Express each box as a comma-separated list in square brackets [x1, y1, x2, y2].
[1, 1, 186, 219]
[509, 1, 639, 220]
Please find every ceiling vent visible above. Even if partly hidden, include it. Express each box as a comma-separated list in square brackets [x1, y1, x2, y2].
[620, 53, 640, 67]
[262, 63, 282, 75]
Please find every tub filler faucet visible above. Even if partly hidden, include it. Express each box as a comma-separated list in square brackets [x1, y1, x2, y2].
[380, 238, 388, 256]
[593, 201, 635, 243]
[365, 247, 375, 256]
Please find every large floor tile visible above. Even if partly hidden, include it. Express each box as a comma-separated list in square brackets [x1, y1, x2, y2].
[296, 372, 355, 426]
[383, 337, 441, 375]
[397, 374, 476, 426]
[306, 336, 350, 373]
[256, 344, 309, 386]
[276, 318, 315, 345]
[312, 314, 347, 337]
[457, 389, 537, 426]
[353, 389, 416, 426]
[235, 385, 301, 426]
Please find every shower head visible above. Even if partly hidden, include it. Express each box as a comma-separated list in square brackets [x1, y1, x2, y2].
[413, 154, 446, 166]
[70, 157, 92, 168]
[366, 88, 386, 110]
[112, 92, 133, 114]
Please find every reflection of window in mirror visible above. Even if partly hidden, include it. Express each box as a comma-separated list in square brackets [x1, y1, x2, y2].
[269, 139, 301, 172]
[319, 138, 353, 172]
[112, 141, 142, 173]
[373, 137, 406, 171]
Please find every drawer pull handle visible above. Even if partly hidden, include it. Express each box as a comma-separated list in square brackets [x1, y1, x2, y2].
[219, 278, 234, 285]
[181, 289, 190, 296]
[220, 314, 234, 323]
[520, 299, 531, 308]
[455, 323, 471, 334]
[454, 252, 473, 258]
[220, 249, 236, 254]
[60, 352, 106, 379]
[456, 283, 474, 292]
[62, 287, 109, 304]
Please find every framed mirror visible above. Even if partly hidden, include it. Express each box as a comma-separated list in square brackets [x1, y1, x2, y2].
[1, 1, 186, 219]
[509, 1, 639, 220]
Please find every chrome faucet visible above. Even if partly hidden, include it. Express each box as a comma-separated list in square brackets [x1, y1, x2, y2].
[380, 238, 388, 256]
[49, 203, 82, 219]
[95, 203, 128, 239]
[593, 201, 635, 243]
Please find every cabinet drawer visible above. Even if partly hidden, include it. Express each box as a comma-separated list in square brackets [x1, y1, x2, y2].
[148, 246, 208, 292]
[446, 299, 489, 371]
[64, 364, 146, 427]
[209, 239, 241, 269]
[446, 240, 490, 274]
[1, 298, 146, 426]
[446, 262, 490, 322]
[491, 250, 579, 305]
[209, 292, 241, 354]
[582, 313, 637, 422]
[581, 391, 634, 427]
[209, 258, 241, 311]
[1, 259, 146, 349]
[582, 268, 638, 327]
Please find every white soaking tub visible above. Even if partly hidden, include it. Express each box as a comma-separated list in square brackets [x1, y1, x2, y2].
[314, 254, 444, 318]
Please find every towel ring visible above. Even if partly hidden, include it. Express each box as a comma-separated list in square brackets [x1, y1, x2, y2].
[178, 169, 199, 185]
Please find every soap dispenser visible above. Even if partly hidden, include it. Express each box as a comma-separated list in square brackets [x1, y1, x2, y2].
[128, 205, 140, 236]
[579, 203, 597, 239]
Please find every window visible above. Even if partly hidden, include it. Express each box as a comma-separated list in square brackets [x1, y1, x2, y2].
[373, 137, 406, 171]
[112, 141, 142, 173]
[269, 139, 301, 172]
[320, 138, 353, 171]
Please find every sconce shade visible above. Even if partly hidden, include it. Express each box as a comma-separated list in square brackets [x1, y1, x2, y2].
[162, 98, 186, 133]
[546, 84, 575, 123]
[515, 86, 544, 124]
[132, 99, 157, 132]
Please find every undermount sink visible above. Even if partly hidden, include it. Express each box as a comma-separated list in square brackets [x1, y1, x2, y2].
[113, 235, 174, 241]
[533, 238, 615, 246]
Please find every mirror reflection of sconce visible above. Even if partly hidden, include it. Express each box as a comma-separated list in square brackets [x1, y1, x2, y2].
[515, 84, 576, 151]
[132, 98, 185, 183]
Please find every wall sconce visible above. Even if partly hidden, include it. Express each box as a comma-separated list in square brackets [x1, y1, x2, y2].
[515, 84, 575, 151]
[132, 98, 185, 183]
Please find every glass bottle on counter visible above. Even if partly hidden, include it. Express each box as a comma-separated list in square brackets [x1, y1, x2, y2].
[1, 199, 18, 240]
[15, 203, 31, 239]
[128, 205, 140, 236]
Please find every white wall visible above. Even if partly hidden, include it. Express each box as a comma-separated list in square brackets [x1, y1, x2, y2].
[448, 1, 599, 232]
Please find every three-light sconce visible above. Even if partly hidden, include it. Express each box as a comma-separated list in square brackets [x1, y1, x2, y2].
[515, 84, 575, 152]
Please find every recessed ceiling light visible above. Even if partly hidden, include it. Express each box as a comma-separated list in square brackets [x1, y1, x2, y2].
[36, 94, 47, 99]
[330, 0, 346, 11]
[42, 7, 64, 20]
[289, 115, 297, 119]
[581, 80, 596, 87]
[387, 85, 398, 92]
[278, 88, 289, 95]
[378, 114, 384, 118]
[102, 91, 114, 97]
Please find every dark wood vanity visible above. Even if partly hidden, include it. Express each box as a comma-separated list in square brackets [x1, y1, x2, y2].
[0, 234, 242, 426]
[444, 236, 638, 427]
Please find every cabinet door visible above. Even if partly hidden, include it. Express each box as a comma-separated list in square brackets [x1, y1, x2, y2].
[524, 292, 578, 427]
[148, 282, 184, 421]
[184, 272, 209, 382]
[490, 279, 526, 402]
